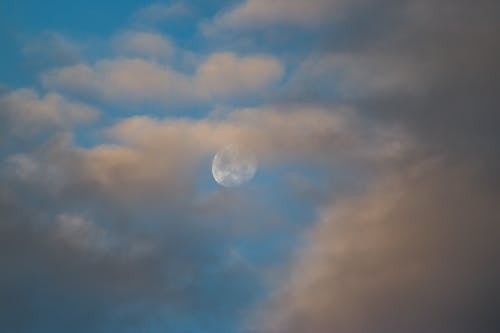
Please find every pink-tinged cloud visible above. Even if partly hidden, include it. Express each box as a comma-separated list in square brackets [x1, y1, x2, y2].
[42, 52, 283, 104]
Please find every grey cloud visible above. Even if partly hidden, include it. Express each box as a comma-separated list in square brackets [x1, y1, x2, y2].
[289, 0, 500, 157]
[261, 160, 500, 333]
[0, 98, 403, 331]
[0, 134, 263, 332]
[1, 1, 498, 332]
[258, 0, 500, 332]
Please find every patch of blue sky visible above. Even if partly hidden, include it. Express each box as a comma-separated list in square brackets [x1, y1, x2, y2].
[195, 158, 329, 266]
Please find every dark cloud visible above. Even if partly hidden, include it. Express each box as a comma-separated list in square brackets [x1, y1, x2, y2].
[0, 132, 264, 332]
[291, 0, 500, 157]
[258, 0, 500, 332]
[261, 160, 500, 333]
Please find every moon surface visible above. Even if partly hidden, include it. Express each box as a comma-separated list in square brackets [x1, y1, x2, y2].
[212, 145, 257, 187]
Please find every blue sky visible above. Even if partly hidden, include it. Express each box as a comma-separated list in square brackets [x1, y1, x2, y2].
[1, 1, 499, 333]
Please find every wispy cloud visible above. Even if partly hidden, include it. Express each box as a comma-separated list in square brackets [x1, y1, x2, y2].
[112, 30, 174, 59]
[205, 0, 359, 34]
[133, 2, 192, 24]
[22, 31, 84, 67]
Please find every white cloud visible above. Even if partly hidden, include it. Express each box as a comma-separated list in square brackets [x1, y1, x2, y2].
[0, 88, 99, 137]
[107, 105, 408, 165]
[207, 0, 356, 32]
[196, 53, 284, 97]
[113, 31, 174, 59]
[42, 52, 284, 103]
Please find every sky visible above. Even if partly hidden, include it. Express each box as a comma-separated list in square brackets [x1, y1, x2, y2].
[0, 1, 499, 332]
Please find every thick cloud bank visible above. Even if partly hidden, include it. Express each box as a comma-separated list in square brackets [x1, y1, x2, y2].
[257, 0, 500, 332]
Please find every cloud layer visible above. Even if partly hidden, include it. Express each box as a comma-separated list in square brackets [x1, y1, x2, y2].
[254, 0, 500, 332]
[42, 52, 283, 103]
[260, 160, 500, 333]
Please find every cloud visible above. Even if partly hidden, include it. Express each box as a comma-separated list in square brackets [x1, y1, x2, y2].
[133, 2, 192, 23]
[1, 101, 396, 331]
[0, 192, 208, 332]
[5, 135, 193, 204]
[22, 31, 83, 67]
[106, 105, 408, 166]
[54, 214, 110, 251]
[253, 0, 500, 332]
[54, 213, 153, 257]
[195, 53, 284, 97]
[258, 159, 500, 333]
[286, 0, 500, 155]
[3, 103, 405, 210]
[0, 88, 98, 139]
[0, 133, 265, 332]
[1, 0, 498, 332]
[113, 31, 174, 59]
[206, 0, 359, 33]
[287, 52, 429, 99]
[42, 52, 284, 103]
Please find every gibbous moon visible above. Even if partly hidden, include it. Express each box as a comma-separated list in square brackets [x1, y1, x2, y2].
[212, 144, 257, 187]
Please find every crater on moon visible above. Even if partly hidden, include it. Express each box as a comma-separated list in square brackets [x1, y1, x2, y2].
[212, 144, 257, 187]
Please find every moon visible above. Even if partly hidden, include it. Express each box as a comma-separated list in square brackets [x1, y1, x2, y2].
[212, 144, 257, 187]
